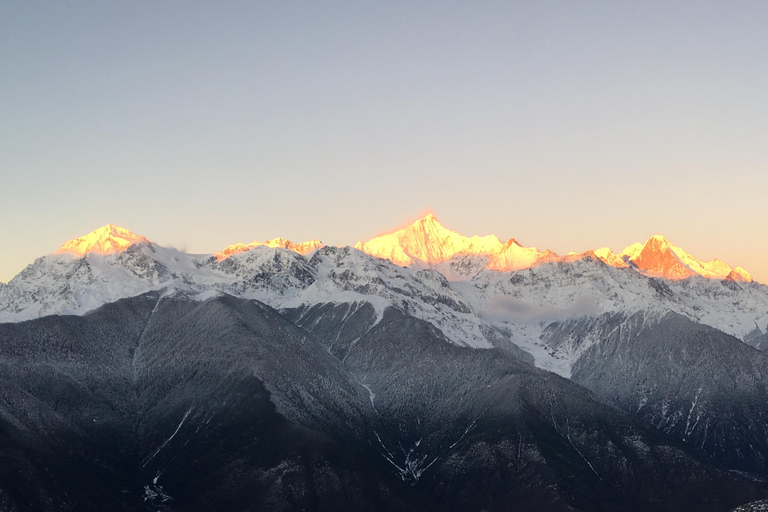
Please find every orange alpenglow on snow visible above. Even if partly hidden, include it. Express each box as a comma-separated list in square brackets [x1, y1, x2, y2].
[618, 235, 753, 282]
[51, 218, 753, 283]
[353, 214, 752, 282]
[353, 213, 557, 272]
[55, 224, 150, 257]
[214, 237, 324, 261]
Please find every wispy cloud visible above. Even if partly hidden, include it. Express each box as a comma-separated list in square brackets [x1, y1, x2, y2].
[482, 295, 600, 323]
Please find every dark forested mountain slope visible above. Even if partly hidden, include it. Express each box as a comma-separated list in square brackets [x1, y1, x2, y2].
[569, 312, 768, 475]
[0, 294, 766, 511]
[0, 294, 435, 512]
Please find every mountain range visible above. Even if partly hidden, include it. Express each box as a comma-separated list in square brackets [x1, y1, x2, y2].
[1, 215, 768, 511]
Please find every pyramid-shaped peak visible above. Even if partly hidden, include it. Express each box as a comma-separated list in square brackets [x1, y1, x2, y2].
[55, 224, 150, 257]
[629, 234, 693, 279]
[354, 213, 560, 275]
[406, 213, 500, 243]
[633, 235, 679, 259]
[358, 213, 502, 264]
[645, 234, 674, 247]
[411, 213, 448, 231]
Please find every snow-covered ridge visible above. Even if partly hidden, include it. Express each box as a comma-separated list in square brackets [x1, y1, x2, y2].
[621, 234, 752, 282]
[459, 259, 768, 375]
[214, 237, 323, 261]
[42, 218, 754, 284]
[354, 215, 752, 283]
[2, 219, 767, 378]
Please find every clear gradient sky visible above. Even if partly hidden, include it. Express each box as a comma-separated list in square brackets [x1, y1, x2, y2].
[2, 1, 767, 283]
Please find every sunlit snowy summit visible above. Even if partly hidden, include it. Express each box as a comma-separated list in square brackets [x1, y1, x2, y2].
[1, 215, 766, 377]
[55, 223, 151, 256]
[354, 213, 752, 282]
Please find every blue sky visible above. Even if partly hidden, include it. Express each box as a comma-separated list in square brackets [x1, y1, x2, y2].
[2, 1, 767, 282]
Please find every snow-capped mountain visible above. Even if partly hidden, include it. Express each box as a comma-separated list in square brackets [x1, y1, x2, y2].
[55, 223, 151, 256]
[2, 218, 767, 366]
[460, 256, 768, 374]
[620, 234, 753, 281]
[354, 213, 557, 279]
[0, 225, 227, 321]
[4, 217, 768, 511]
[354, 214, 753, 283]
[0, 224, 491, 349]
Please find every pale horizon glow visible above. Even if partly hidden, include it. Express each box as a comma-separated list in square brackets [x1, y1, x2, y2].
[1, 2, 767, 283]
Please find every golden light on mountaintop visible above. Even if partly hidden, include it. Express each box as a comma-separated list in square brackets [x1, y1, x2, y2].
[54, 224, 150, 257]
[622, 235, 752, 282]
[352, 215, 753, 282]
[50, 216, 753, 284]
